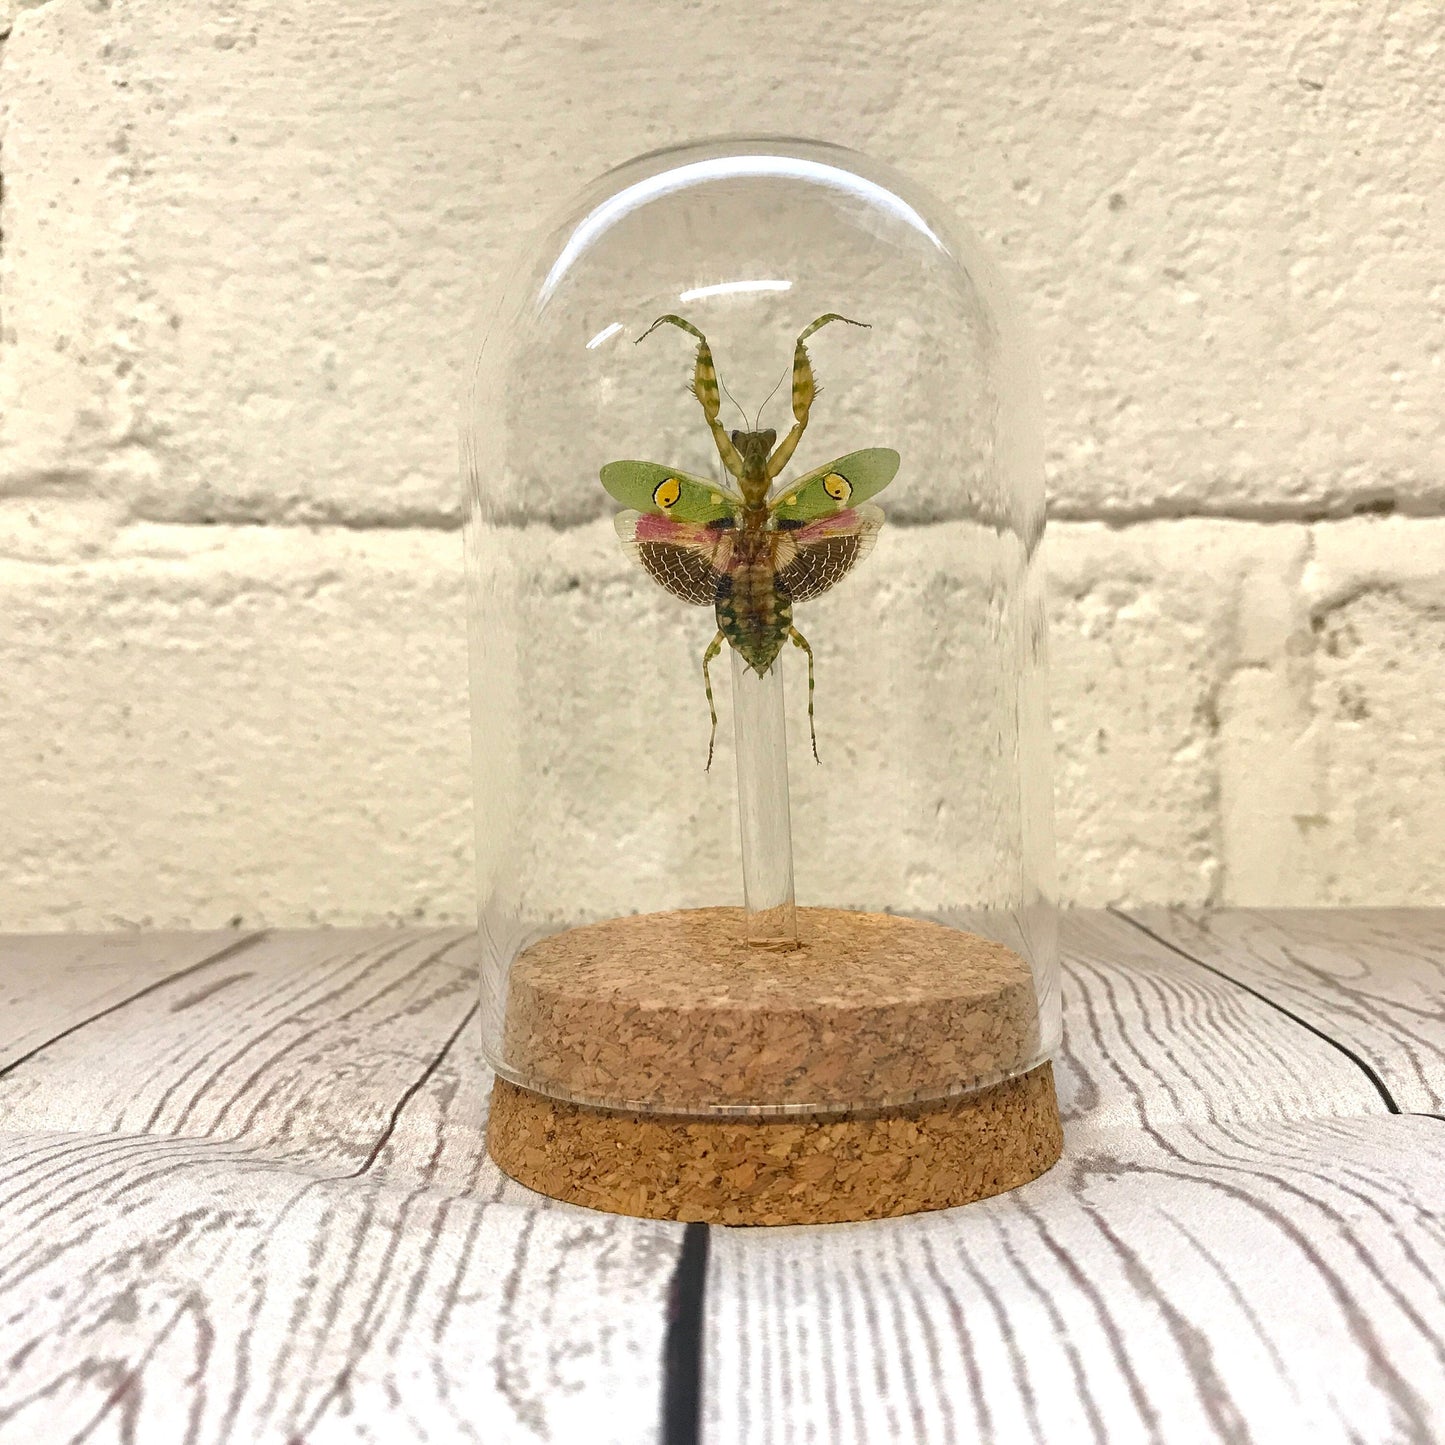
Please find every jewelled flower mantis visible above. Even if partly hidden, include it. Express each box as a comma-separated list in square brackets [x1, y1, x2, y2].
[601, 313, 899, 768]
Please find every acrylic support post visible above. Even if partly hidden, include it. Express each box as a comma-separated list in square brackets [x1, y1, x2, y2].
[732, 653, 799, 951]
[485, 657, 1062, 1226]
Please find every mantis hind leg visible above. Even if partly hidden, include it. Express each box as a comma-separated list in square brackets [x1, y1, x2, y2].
[637, 314, 745, 480]
[702, 629, 725, 770]
[789, 626, 820, 763]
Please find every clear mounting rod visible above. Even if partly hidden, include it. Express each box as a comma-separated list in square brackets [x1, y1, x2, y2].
[730, 649, 799, 949]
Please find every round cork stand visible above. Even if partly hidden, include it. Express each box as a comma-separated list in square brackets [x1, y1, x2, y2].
[486, 907, 1062, 1225]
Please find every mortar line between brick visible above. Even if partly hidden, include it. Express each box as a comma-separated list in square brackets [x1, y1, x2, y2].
[69, 510, 1445, 540]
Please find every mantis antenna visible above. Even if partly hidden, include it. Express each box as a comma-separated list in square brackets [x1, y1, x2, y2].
[751, 366, 788, 431]
[718, 375, 751, 429]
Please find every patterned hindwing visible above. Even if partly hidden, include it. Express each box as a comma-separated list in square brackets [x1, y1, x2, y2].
[773, 504, 885, 604]
[615, 510, 736, 606]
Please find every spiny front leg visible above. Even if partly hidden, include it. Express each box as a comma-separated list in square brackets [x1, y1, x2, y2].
[701, 628, 726, 770]
[767, 313, 869, 478]
[637, 314, 745, 480]
[789, 626, 820, 762]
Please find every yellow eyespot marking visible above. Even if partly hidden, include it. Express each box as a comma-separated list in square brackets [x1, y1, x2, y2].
[653, 477, 682, 510]
[784, 494, 798, 507]
[823, 472, 852, 502]
[710, 492, 722, 505]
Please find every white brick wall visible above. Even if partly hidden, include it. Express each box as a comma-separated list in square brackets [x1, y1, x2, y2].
[2, 0, 1441, 927]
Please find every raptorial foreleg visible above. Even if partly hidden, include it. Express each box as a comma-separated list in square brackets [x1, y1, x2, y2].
[638, 314, 745, 480]
[789, 626, 819, 762]
[767, 313, 869, 478]
[701, 629, 726, 770]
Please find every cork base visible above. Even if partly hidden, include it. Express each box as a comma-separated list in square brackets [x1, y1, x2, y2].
[487, 1063, 1062, 1225]
[502, 906, 1040, 1112]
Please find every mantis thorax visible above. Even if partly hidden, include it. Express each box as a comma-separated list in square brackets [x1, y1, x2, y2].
[729, 428, 777, 508]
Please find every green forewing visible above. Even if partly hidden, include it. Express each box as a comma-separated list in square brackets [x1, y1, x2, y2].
[769, 447, 900, 523]
[599, 461, 741, 524]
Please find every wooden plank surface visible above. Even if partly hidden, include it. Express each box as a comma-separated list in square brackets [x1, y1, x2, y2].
[0, 931, 262, 1072]
[1127, 908, 1445, 1113]
[0, 929, 478, 1163]
[1051, 912, 1386, 1134]
[704, 910, 1445, 1445]
[0, 912, 1441, 1444]
[0, 1131, 680, 1444]
[0, 931, 681, 1444]
[704, 1115, 1445, 1445]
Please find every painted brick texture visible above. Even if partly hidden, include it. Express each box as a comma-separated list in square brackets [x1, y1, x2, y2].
[1, 0, 1441, 926]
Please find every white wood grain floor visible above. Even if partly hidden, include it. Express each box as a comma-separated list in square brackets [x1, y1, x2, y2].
[0, 910, 1440, 1445]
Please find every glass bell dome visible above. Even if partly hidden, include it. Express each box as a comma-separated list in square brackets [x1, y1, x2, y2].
[464, 137, 1058, 1123]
